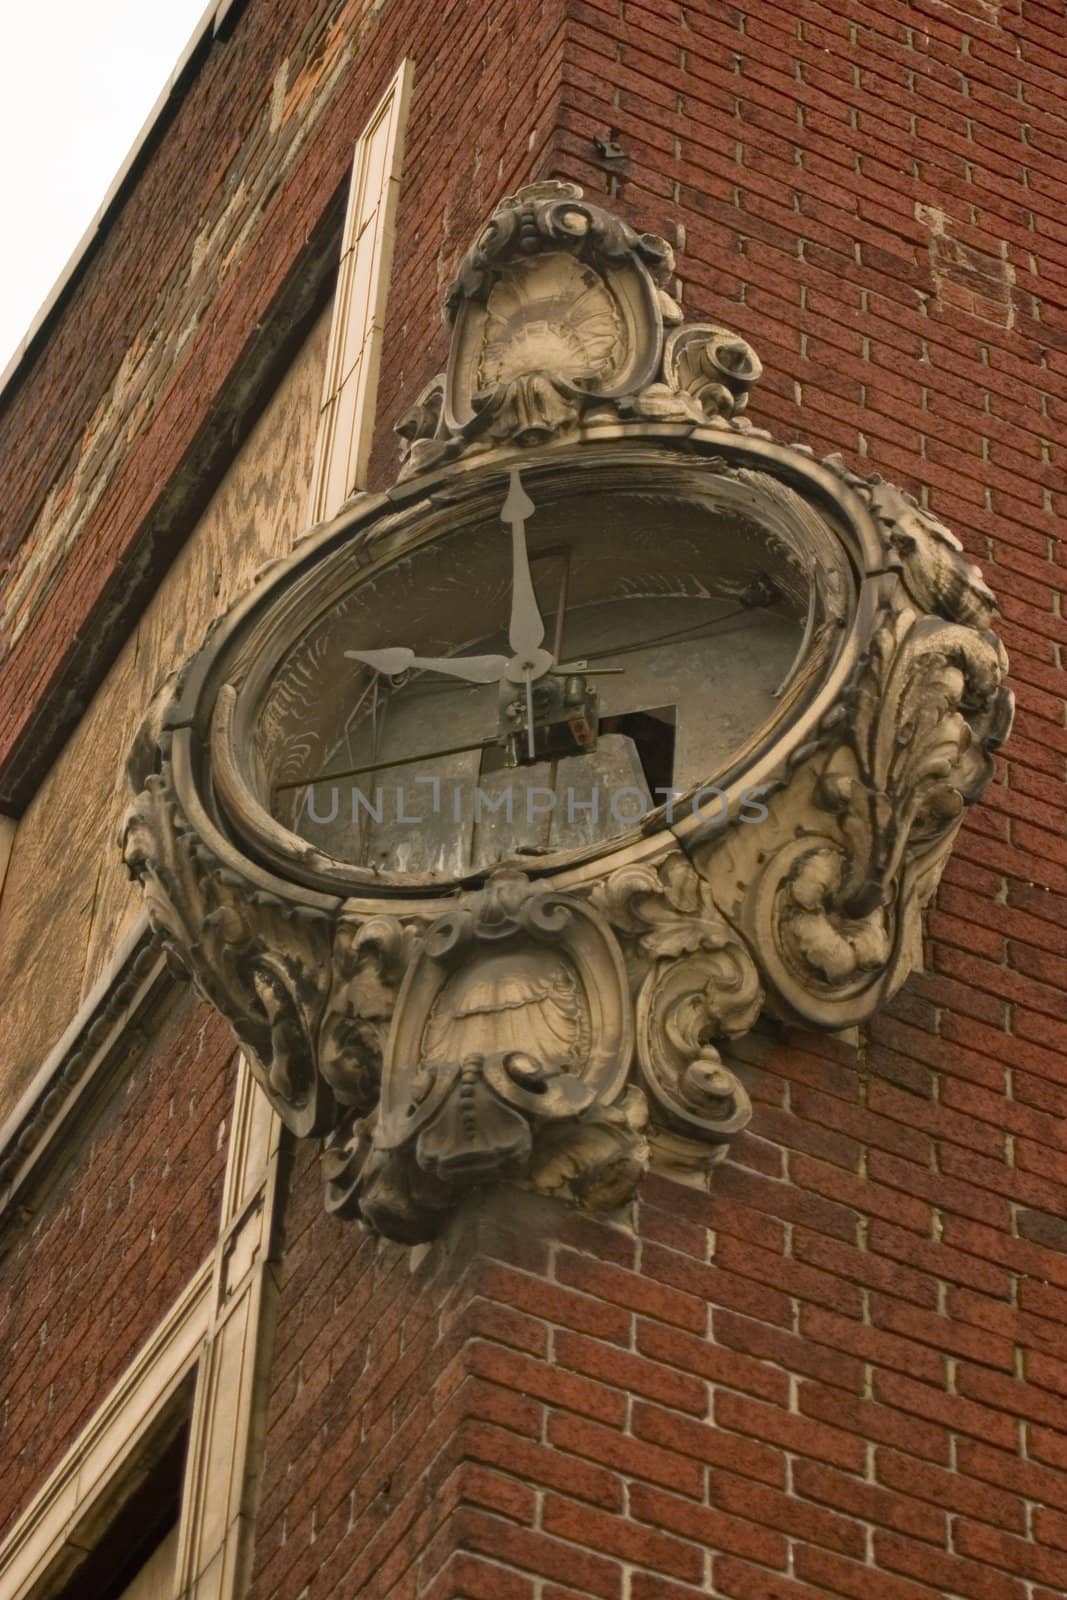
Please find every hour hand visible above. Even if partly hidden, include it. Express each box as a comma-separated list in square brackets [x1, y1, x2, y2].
[345, 647, 508, 685]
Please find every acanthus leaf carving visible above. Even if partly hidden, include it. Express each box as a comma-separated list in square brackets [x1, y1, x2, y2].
[868, 480, 999, 630]
[594, 852, 760, 1179]
[319, 914, 415, 1115]
[122, 685, 414, 1144]
[528, 1087, 650, 1211]
[123, 749, 337, 1138]
[656, 323, 764, 424]
[732, 589, 1013, 1029]
[821, 458, 1002, 632]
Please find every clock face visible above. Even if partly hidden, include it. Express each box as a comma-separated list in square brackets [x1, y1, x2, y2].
[255, 472, 819, 882]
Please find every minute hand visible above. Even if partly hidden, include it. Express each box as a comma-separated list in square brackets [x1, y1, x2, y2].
[501, 468, 545, 659]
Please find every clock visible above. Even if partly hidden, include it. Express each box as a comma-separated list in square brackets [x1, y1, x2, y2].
[260, 464, 829, 881]
[205, 441, 854, 903]
[124, 181, 1011, 1241]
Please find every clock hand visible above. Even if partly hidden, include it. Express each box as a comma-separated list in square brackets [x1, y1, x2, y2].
[501, 468, 546, 660]
[345, 647, 508, 684]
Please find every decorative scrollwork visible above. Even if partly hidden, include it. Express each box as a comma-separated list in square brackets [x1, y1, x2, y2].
[594, 853, 760, 1178]
[319, 915, 413, 1115]
[655, 323, 763, 423]
[445, 178, 674, 313]
[342, 870, 640, 1242]
[396, 180, 762, 475]
[121, 183, 1013, 1245]
[739, 585, 1013, 1029]
[123, 747, 336, 1138]
[122, 684, 413, 1143]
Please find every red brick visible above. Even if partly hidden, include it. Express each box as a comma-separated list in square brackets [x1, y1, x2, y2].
[476, 1263, 632, 1345]
[554, 1250, 705, 1334]
[632, 1400, 786, 1489]
[553, 1330, 706, 1416]
[635, 1316, 791, 1408]
[460, 1421, 623, 1513]
[872, 1369, 1017, 1451]
[873, 1528, 1028, 1600]
[629, 1577, 709, 1600]
[643, 1238, 794, 1327]
[548, 1411, 704, 1501]
[446, 1510, 623, 1600]
[875, 1447, 1026, 1535]
[467, 1341, 625, 1428]
[717, 1307, 865, 1393]
[541, 1496, 704, 1587]
[715, 1389, 866, 1473]
[870, 1293, 1015, 1372]
[643, 1480, 795, 1573]
[0, 992, 233, 1539]
[794, 1457, 946, 1544]
[793, 1543, 942, 1600]
[792, 1230, 939, 1310]
[800, 1302, 944, 1387]
[868, 1219, 1013, 1299]
[422, 1554, 535, 1600]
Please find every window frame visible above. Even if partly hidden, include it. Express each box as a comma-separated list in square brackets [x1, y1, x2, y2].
[308, 59, 414, 523]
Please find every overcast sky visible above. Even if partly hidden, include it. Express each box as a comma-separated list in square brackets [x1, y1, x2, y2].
[0, 0, 210, 375]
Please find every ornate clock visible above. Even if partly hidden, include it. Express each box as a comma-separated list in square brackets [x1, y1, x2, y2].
[124, 181, 1012, 1241]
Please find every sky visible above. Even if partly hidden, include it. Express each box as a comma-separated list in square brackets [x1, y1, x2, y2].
[0, 0, 211, 375]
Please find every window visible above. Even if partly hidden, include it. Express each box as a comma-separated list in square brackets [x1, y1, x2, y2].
[0, 1059, 281, 1600]
[53, 1418, 189, 1600]
[309, 60, 414, 523]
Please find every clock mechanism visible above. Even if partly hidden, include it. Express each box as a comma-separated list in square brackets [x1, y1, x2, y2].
[498, 665, 600, 768]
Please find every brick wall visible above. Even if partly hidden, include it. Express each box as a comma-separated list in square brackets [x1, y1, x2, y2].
[0, 989, 236, 1542]
[2, 0, 1066, 1596]
[251, 1153, 1067, 1600]
[247, 2, 1067, 1596]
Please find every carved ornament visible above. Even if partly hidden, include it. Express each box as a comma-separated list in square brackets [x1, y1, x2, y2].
[397, 180, 762, 474]
[122, 183, 1012, 1242]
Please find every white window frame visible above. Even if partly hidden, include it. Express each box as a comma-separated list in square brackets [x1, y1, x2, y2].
[309, 59, 414, 523]
[0, 1059, 281, 1600]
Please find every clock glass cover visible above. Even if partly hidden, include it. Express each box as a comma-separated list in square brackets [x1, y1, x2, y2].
[260, 474, 815, 880]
